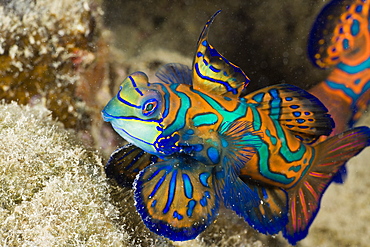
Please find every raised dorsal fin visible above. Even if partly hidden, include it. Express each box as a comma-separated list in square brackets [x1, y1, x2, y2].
[192, 10, 250, 97]
[245, 84, 334, 144]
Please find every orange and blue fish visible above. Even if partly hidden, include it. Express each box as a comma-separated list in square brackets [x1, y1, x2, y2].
[102, 1, 370, 245]
[309, 0, 370, 183]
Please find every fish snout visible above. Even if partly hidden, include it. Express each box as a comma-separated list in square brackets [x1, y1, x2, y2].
[101, 108, 114, 122]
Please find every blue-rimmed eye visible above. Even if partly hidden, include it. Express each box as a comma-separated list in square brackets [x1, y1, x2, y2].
[142, 99, 158, 116]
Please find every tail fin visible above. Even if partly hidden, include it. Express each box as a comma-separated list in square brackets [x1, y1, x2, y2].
[283, 126, 370, 245]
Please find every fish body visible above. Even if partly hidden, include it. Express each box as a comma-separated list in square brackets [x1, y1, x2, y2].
[102, 4, 370, 246]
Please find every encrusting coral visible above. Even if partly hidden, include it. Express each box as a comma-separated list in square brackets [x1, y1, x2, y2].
[0, 102, 128, 246]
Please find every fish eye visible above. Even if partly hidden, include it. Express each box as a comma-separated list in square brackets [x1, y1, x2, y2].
[142, 99, 158, 116]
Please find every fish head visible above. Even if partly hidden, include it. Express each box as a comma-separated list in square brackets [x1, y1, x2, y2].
[102, 71, 165, 155]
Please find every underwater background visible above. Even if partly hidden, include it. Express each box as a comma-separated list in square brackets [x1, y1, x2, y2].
[0, 0, 369, 246]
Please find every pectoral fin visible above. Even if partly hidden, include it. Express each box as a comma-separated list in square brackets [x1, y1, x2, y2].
[219, 121, 263, 171]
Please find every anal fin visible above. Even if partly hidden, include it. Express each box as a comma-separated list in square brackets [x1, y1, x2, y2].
[222, 168, 288, 235]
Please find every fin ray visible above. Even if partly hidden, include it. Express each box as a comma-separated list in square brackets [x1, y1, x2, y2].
[221, 166, 289, 235]
[219, 121, 263, 171]
[155, 63, 192, 85]
[247, 183, 288, 235]
[283, 126, 370, 245]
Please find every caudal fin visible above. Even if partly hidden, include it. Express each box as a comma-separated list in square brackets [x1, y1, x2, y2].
[283, 126, 370, 245]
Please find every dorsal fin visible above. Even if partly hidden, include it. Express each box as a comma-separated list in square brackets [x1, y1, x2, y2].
[192, 10, 250, 97]
[245, 84, 334, 144]
[308, 0, 369, 68]
[155, 63, 192, 85]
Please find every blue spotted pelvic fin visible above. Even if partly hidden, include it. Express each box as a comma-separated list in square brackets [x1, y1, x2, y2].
[105, 144, 159, 187]
[133, 157, 220, 241]
[192, 10, 250, 97]
[245, 84, 335, 144]
[155, 63, 193, 85]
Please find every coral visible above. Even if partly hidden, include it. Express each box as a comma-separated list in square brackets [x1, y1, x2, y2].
[0, 0, 102, 128]
[0, 102, 127, 246]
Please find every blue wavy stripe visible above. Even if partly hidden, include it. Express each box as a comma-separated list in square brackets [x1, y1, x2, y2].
[129, 76, 144, 96]
[155, 83, 170, 118]
[336, 57, 370, 74]
[101, 111, 162, 123]
[325, 79, 370, 104]
[163, 169, 177, 214]
[113, 125, 154, 146]
[162, 84, 191, 136]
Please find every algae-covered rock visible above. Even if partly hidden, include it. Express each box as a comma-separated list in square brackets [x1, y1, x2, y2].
[0, 102, 127, 246]
[0, 0, 102, 129]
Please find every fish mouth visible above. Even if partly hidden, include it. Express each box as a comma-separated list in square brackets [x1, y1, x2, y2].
[101, 109, 112, 122]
